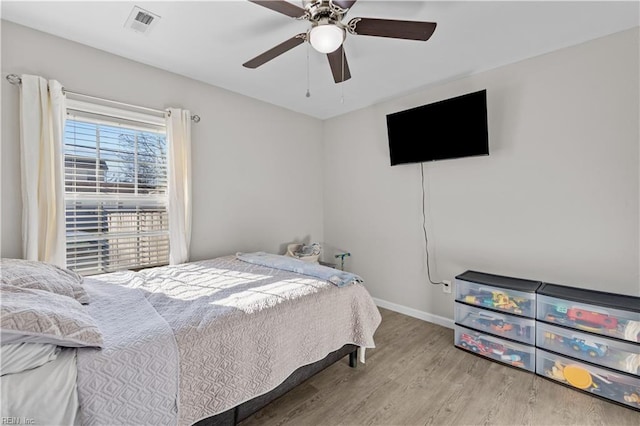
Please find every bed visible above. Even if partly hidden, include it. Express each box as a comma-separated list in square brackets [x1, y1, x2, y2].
[0, 254, 381, 425]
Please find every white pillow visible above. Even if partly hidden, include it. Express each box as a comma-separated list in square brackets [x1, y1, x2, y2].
[0, 258, 89, 304]
[0, 342, 60, 376]
[0, 285, 103, 348]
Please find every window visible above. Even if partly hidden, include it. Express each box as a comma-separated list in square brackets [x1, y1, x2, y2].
[64, 99, 169, 275]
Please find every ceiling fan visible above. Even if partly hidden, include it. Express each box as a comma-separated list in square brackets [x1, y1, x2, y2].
[243, 0, 437, 83]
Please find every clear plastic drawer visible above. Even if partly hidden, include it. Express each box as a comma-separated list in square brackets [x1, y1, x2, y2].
[537, 322, 639, 376]
[536, 349, 640, 410]
[537, 294, 640, 344]
[455, 279, 536, 318]
[454, 302, 535, 345]
[454, 325, 535, 372]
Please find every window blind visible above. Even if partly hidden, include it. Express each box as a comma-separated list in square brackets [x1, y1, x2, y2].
[64, 105, 169, 275]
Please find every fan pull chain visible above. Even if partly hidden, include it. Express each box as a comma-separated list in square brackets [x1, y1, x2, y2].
[305, 43, 311, 98]
[340, 47, 345, 104]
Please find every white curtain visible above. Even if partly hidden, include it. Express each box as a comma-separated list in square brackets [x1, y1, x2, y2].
[166, 108, 192, 265]
[19, 75, 67, 266]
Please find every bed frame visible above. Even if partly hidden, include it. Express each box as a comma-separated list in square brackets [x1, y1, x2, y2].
[194, 344, 358, 425]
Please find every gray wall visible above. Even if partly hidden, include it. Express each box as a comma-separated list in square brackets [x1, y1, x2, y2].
[1, 20, 324, 261]
[2, 20, 638, 324]
[323, 28, 640, 321]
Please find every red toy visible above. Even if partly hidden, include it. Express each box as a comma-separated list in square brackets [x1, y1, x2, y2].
[566, 308, 618, 329]
[459, 333, 490, 353]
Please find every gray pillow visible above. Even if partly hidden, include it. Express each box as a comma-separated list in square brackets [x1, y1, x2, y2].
[0, 285, 103, 348]
[0, 342, 60, 376]
[0, 258, 89, 304]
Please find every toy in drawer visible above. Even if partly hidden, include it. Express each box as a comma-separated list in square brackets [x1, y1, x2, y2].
[455, 302, 535, 345]
[537, 322, 640, 376]
[537, 292, 640, 344]
[455, 271, 540, 318]
[455, 280, 536, 318]
[536, 349, 640, 411]
[454, 325, 535, 372]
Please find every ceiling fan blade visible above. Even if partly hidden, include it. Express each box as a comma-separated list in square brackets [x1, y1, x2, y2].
[248, 0, 307, 19]
[331, 0, 358, 10]
[243, 34, 306, 69]
[348, 18, 437, 41]
[327, 45, 351, 83]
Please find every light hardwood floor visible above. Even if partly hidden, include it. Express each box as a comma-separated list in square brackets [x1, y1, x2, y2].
[242, 307, 640, 425]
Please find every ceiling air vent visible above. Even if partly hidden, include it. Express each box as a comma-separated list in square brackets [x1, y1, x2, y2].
[124, 6, 160, 34]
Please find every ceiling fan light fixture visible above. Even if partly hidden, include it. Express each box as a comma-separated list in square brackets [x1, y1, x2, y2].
[309, 23, 345, 53]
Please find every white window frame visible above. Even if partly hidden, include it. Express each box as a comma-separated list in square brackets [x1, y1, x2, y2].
[64, 99, 169, 275]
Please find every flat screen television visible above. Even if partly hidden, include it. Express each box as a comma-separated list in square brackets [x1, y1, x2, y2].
[386, 89, 489, 166]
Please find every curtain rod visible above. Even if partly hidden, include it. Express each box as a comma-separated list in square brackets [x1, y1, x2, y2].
[5, 74, 200, 123]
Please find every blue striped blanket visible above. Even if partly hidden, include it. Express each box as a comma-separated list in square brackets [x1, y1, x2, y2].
[236, 252, 362, 287]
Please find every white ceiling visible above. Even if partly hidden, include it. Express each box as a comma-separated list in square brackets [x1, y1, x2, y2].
[2, 1, 638, 119]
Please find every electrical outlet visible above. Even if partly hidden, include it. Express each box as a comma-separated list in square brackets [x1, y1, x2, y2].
[442, 280, 452, 294]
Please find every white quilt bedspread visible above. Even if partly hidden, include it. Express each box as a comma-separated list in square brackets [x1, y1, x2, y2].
[76, 278, 180, 426]
[80, 256, 381, 426]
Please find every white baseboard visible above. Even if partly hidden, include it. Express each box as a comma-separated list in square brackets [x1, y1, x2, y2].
[372, 297, 455, 329]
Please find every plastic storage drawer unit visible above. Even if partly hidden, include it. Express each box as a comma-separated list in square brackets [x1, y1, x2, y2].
[536, 349, 640, 411]
[537, 322, 639, 376]
[455, 270, 541, 318]
[454, 324, 535, 372]
[537, 284, 640, 344]
[455, 303, 536, 345]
